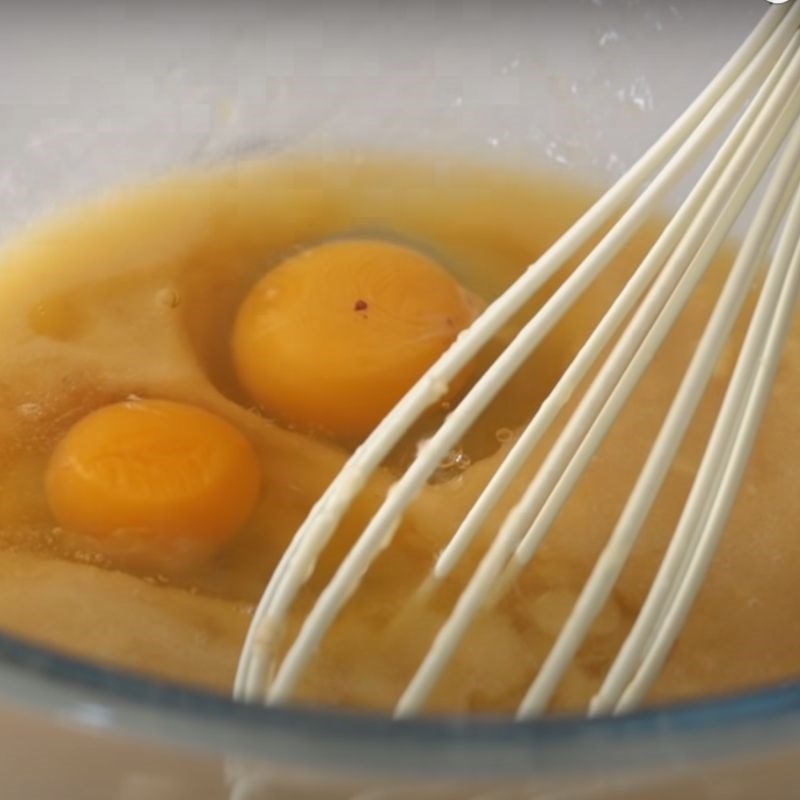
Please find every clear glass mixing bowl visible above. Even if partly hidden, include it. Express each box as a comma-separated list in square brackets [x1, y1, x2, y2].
[1, 2, 798, 798]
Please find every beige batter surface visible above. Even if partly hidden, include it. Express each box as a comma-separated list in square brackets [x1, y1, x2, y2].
[0, 154, 797, 714]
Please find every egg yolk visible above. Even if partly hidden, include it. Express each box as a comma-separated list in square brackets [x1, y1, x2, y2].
[231, 239, 480, 438]
[45, 399, 261, 572]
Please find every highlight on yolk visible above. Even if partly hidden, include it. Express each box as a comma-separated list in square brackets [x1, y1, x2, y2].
[231, 238, 481, 438]
[45, 399, 261, 572]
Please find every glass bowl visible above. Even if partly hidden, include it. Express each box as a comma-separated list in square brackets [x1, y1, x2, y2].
[2, 2, 798, 798]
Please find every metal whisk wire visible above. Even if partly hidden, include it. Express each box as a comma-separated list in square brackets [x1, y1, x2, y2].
[234, 1, 800, 718]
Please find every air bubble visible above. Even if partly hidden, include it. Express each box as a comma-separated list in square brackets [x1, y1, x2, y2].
[155, 287, 181, 309]
[495, 427, 514, 444]
[429, 446, 472, 484]
[16, 402, 43, 420]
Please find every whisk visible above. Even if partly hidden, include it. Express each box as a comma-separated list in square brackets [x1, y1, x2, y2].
[234, 1, 800, 719]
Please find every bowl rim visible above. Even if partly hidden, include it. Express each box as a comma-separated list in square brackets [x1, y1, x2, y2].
[1, 628, 799, 779]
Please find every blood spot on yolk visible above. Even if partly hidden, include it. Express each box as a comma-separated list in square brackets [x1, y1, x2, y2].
[45, 399, 261, 572]
[231, 239, 481, 438]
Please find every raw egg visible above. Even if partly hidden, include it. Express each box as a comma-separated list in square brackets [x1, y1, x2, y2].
[45, 399, 261, 572]
[231, 238, 481, 438]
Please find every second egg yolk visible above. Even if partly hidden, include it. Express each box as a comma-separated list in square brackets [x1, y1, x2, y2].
[231, 239, 481, 438]
[45, 399, 261, 572]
